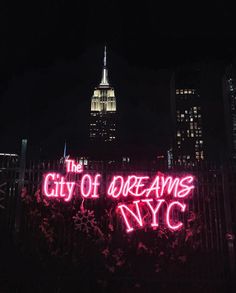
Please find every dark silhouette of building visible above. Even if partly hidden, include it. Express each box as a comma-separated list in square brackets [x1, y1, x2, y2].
[89, 47, 117, 144]
[222, 65, 236, 161]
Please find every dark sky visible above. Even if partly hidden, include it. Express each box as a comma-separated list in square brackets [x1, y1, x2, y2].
[0, 1, 236, 158]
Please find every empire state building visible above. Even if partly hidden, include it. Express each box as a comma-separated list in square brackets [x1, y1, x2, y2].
[89, 47, 117, 143]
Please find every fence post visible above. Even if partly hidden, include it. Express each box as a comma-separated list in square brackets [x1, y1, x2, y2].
[221, 162, 235, 281]
[14, 139, 27, 240]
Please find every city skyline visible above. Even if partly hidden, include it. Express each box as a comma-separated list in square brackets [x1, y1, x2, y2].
[0, 46, 233, 162]
[1, 2, 236, 161]
[1, 3, 236, 292]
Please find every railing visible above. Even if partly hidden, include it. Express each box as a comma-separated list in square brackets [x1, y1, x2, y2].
[0, 156, 236, 291]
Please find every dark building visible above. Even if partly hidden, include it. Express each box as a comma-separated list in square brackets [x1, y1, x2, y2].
[222, 65, 236, 161]
[171, 69, 204, 165]
[89, 47, 117, 144]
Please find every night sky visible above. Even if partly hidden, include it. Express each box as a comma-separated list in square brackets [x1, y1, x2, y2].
[1, 1, 236, 158]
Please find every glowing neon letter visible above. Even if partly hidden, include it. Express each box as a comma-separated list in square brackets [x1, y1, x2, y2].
[65, 159, 83, 173]
[177, 176, 194, 198]
[145, 175, 160, 197]
[135, 176, 149, 196]
[58, 176, 66, 198]
[160, 176, 179, 197]
[91, 174, 101, 198]
[123, 176, 149, 197]
[81, 174, 92, 198]
[65, 182, 75, 201]
[107, 176, 124, 198]
[118, 200, 143, 232]
[142, 199, 165, 227]
[166, 201, 186, 231]
[123, 176, 139, 196]
[43, 173, 56, 197]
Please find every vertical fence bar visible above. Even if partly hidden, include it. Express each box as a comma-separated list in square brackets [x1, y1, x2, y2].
[221, 162, 235, 280]
[14, 139, 27, 241]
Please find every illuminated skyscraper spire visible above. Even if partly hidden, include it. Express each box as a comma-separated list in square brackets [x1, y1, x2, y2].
[90, 46, 117, 143]
[100, 46, 109, 86]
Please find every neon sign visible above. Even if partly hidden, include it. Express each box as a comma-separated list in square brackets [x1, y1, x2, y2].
[42, 159, 194, 233]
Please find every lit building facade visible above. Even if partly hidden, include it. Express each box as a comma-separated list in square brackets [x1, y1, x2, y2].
[222, 65, 236, 160]
[171, 70, 204, 165]
[89, 47, 117, 143]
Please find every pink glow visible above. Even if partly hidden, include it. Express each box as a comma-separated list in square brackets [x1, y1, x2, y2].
[117, 199, 188, 232]
[42, 172, 75, 201]
[118, 201, 143, 232]
[141, 199, 165, 227]
[177, 176, 194, 198]
[43, 172, 102, 201]
[65, 159, 83, 173]
[145, 175, 161, 197]
[107, 174, 194, 199]
[80, 174, 101, 198]
[81, 174, 92, 198]
[160, 176, 179, 198]
[64, 182, 75, 202]
[107, 176, 124, 198]
[43, 173, 56, 197]
[42, 165, 194, 233]
[123, 176, 149, 197]
[166, 201, 186, 231]
[91, 174, 101, 198]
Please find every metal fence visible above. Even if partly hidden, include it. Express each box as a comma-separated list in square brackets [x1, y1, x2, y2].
[0, 154, 236, 292]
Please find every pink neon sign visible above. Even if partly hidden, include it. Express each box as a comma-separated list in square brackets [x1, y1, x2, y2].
[107, 175, 194, 198]
[42, 159, 194, 233]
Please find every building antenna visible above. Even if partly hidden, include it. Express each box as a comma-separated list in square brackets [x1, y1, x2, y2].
[63, 140, 67, 158]
[104, 45, 107, 67]
[100, 45, 109, 86]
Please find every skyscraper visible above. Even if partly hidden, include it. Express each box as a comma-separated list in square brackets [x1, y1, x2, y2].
[222, 65, 236, 161]
[171, 69, 204, 165]
[89, 47, 117, 143]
